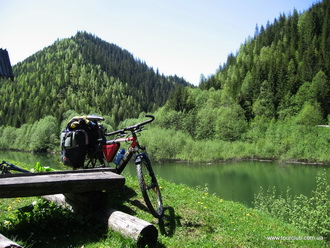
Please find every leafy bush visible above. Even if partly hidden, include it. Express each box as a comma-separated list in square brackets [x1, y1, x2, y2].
[30, 162, 56, 173]
[254, 170, 330, 240]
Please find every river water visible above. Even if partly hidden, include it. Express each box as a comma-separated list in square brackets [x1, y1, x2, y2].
[1, 151, 328, 207]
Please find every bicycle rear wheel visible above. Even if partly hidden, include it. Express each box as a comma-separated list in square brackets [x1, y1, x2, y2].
[85, 149, 105, 168]
[136, 154, 163, 218]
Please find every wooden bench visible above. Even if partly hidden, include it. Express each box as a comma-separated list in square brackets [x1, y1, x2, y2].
[0, 168, 158, 247]
[0, 168, 124, 198]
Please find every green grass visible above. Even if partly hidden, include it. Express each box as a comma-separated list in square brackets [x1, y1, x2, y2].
[0, 176, 328, 247]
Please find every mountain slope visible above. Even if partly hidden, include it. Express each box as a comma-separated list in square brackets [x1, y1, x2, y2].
[200, 0, 330, 122]
[0, 31, 190, 127]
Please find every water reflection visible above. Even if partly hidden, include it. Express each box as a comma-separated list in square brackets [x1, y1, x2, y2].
[125, 161, 329, 206]
[0, 151, 65, 170]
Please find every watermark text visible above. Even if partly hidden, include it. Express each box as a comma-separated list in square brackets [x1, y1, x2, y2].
[266, 236, 324, 241]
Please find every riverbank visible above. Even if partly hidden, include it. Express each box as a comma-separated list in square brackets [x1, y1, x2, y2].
[0, 175, 327, 247]
[161, 157, 330, 166]
[1, 116, 330, 165]
[2, 147, 330, 167]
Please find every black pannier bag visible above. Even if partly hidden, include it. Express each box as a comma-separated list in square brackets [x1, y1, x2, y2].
[61, 129, 88, 168]
[60, 116, 105, 168]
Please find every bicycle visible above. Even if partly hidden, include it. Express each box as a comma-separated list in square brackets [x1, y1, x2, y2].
[74, 114, 164, 218]
[0, 161, 30, 174]
[3, 114, 164, 219]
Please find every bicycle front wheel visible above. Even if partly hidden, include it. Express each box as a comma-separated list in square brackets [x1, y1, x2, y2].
[136, 155, 163, 218]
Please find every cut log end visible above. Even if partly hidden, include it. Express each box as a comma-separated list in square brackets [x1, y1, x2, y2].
[106, 208, 158, 246]
[0, 234, 22, 248]
[137, 224, 158, 247]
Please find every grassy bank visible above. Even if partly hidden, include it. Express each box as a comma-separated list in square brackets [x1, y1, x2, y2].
[0, 174, 327, 247]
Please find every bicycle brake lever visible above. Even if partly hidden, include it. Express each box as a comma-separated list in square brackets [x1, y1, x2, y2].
[119, 132, 127, 137]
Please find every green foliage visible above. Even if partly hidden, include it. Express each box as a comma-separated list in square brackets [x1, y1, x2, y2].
[139, 125, 254, 162]
[215, 104, 248, 141]
[29, 116, 58, 152]
[0, 126, 16, 149]
[0, 198, 108, 247]
[166, 85, 195, 112]
[252, 80, 276, 119]
[140, 110, 330, 163]
[254, 170, 330, 240]
[0, 115, 59, 152]
[30, 162, 56, 173]
[1, 199, 72, 228]
[156, 87, 249, 142]
[139, 126, 189, 161]
[293, 102, 324, 126]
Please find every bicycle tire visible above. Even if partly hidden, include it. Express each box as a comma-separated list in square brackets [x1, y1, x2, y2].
[136, 154, 163, 218]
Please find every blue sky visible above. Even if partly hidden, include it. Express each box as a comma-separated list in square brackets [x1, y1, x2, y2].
[1, 0, 319, 85]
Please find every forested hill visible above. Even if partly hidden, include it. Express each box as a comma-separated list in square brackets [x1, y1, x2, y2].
[200, 0, 330, 122]
[0, 31, 190, 127]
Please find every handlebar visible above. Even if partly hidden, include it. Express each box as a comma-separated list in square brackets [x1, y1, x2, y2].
[105, 115, 154, 136]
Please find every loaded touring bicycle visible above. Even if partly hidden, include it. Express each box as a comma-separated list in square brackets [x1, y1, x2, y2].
[60, 114, 163, 218]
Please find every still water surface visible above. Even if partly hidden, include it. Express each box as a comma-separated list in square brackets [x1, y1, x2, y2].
[1, 151, 328, 207]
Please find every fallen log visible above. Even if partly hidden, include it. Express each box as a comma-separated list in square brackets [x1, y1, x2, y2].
[41, 193, 158, 247]
[105, 208, 158, 247]
[0, 233, 22, 248]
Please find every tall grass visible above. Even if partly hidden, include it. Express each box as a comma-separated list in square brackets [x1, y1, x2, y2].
[140, 123, 330, 163]
[140, 126, 255, 162]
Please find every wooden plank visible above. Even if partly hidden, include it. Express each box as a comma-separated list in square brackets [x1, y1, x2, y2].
[0, 168, 117, 178]
[0, 169, 125, 198]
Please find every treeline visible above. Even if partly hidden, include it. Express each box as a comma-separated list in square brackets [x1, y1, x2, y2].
[201, 0, 330, 123]
[0, 92, 329, 163]
[0, 31, 190, 128]
[0, 115, 58, 152]
[144, 87, 330, 163]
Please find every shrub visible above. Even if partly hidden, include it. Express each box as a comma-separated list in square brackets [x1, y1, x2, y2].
[254, 170, 330, 240]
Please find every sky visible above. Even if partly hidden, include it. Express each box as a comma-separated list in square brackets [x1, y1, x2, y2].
[1, 0, 319, 85]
